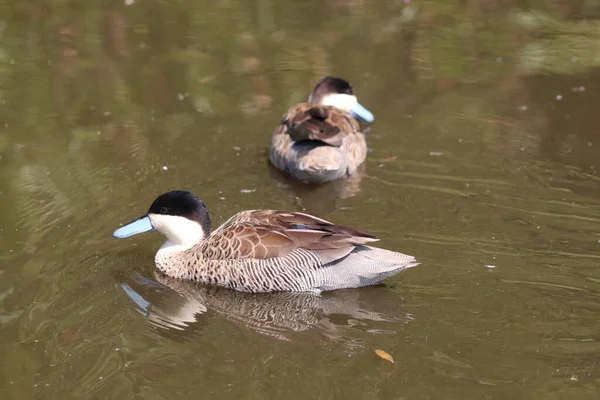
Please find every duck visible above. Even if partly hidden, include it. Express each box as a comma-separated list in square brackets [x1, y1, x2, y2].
[269, 76, 374, 183]
[113, 190, 418, 293]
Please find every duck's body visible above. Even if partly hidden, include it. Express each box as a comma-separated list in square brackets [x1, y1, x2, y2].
[155, 209, 416, 293]
[269, 77, 374, 183]
[113, 191, 418, 293]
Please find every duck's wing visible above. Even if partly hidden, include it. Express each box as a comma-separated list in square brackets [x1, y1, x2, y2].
[198, 210, 378, 263]
[276, 104, 360, 147]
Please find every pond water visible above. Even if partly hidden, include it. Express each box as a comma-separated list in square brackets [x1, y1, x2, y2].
[1, 1, 600, 399]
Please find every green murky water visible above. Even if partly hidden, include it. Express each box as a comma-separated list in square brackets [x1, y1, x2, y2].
[1, 1, 600, 399]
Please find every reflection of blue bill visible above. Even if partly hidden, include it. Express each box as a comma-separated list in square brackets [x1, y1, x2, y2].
[121, 283, 151, 317]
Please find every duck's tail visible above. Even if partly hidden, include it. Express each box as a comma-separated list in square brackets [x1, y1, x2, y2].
[317, 246, 419, 291]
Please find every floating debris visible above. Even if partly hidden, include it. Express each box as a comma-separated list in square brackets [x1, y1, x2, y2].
[240, 189, 256, 194]
[485, 265, 496, 269]
[519, 105, 528, 111]
[161, 166, 168, 171]
[555, 95, 562, 100]
[429, 151, 444, 156]
[375, 349, 395, 364]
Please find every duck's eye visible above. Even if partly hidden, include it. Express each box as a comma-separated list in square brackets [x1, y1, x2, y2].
[160, 206, 168, 214]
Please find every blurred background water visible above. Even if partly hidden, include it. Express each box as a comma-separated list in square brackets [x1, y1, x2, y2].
[1, 0, 600, 399]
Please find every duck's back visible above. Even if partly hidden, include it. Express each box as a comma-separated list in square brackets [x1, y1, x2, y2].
[270, 103, 367, 182]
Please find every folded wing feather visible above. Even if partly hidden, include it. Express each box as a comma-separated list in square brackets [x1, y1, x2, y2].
[199, 210, 379, 264]
[280, 104, 359, 147]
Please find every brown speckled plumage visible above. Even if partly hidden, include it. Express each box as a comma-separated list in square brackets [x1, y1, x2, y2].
[154, 210, 418, 293]
[114, 191, 417, 293]
[269, 79, 370, 183]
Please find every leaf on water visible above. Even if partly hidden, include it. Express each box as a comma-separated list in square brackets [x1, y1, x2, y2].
[375, 349, 394, 364]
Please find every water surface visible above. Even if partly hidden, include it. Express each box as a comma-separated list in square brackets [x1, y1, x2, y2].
[1, 1, 600, 399]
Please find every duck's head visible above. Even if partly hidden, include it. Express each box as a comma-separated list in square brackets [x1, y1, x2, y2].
[308, 76, 374, 123]
[113, 190, 211, 249]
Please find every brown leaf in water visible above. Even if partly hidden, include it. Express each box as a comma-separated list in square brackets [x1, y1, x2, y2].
[375, 349, 394, 364]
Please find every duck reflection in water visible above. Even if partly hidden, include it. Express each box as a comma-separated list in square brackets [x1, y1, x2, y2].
[267, 161, 365, 215]
[115, 271, 413, 343]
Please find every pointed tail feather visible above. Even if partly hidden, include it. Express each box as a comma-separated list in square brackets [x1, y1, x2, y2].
[317, 246, 418, 291]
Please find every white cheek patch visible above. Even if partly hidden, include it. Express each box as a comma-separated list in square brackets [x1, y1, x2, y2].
[319, 93, 358, 112]
[149, 213, 206, 249]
